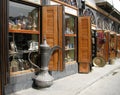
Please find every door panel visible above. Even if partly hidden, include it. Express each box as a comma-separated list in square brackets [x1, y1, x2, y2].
[42, 6, 64, 71]
[78, 16, 91, 73]
[104, 32, 110, 62]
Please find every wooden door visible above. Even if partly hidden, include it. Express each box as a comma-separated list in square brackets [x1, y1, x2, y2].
[42, 5, 64, 71]
[78, 16, 92, 73]
[117, 35, 120, 58]
[104, 32, 110, 62]
[0, 0, 9, 95]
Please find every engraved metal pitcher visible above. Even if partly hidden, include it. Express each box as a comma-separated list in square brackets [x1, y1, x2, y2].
[29, 37, 61, 88]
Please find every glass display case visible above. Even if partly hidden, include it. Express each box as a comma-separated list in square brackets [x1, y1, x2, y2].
[9, 1, 40, 75]
[64, 14, 77, 64]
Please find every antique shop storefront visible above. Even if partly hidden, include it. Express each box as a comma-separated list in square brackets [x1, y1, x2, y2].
[0, 0, 120, 95]
[0, 0, 82, 94]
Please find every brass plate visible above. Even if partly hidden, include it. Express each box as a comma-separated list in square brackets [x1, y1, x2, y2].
[93, 57, 106, 67]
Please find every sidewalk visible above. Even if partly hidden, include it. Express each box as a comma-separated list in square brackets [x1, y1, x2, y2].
[10, 58, 120, 95]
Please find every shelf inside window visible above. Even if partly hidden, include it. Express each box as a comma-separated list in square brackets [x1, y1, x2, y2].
[65, 61, 76, 64]
[9, 29, 40, 34]
[65, 48, 75, 51]
[10, 68, 35, 76]
[65, 34, 76, 37]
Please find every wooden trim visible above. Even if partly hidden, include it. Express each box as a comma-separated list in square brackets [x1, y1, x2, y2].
[86, 1, 120, 24]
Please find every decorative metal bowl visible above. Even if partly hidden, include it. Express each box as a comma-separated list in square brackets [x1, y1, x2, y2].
[93, 57, 106, 67]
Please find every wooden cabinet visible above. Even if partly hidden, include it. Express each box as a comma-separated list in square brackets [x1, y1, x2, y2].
[9, 1, 40, 75]
[78, 16, 92, 73]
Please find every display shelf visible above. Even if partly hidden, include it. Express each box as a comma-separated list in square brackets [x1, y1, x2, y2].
[9, 29, 40, 34]
[65, 48, 75, 51]
[10, 68, 35, 76]
[65, 61, 76, 64]
[65, 34, 76, 37]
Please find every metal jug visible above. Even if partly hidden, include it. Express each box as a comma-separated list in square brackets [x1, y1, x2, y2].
[28, 37, 61, 88]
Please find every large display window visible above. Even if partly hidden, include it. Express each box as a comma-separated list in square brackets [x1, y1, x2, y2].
[64, 14, 77, 64]
[9, 1, 40, 75]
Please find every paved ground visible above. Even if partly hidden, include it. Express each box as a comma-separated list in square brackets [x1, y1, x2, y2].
[10, 58, 120, 95]
[78, 67, 120, 95]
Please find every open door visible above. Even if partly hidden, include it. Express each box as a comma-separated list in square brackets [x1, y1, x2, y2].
[104, 31, 110, 62]
[0, 0, 9, 95]
[42, 5, 64, 71]
[78, 16, 92, 73]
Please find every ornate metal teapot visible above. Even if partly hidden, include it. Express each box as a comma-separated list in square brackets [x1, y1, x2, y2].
[28, 37, 61, 88]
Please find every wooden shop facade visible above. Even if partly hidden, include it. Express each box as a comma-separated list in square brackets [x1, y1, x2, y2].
[0, 0, 120, 94]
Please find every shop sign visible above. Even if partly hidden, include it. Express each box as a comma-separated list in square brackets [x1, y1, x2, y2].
[50, 1, 77, 16]
[65, 6, 77, 16]
[50, 1, 60, 5]
[24, 0, 41, 5]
